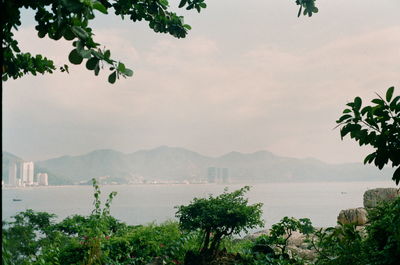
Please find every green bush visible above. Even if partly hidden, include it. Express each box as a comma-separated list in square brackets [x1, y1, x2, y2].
[313, 197, 400, 265]
[176, 186, 264, 263]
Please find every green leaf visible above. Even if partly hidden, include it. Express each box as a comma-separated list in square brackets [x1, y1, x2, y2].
[71, 26, 89, 40]
[78, 49, 92, 59]
[63, 28, 75, 41]
[371, 98, 384, 105]
[38, 31, 46, 38]
[354, 97, 362, 110]
[68, 49, 83, 65]
[117, 62, 126, 72]
[343, 109, 352, 114]
[178, 0, 187, 8]
[386, 86, 394, 102]
[363, 153, 376, 164]
[390, 96, 400, 110]
[93, 1, 108, 14]
[108, 71, 117, 84]
[94, 65, 100, 76]
[123, 68, 133, 77]
[393, 166, 400, 185]
[338, 114, 352, 123]
[86, 58, 98, 70]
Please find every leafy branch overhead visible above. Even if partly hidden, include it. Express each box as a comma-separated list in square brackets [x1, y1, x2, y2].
[1, 0, 207, 84]
[1, 0, 318, 84]
[336, 87, 400, 184]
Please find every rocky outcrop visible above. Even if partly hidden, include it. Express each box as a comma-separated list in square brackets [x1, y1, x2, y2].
[337, 207, 368, 225]
[363, 188, 399, 209]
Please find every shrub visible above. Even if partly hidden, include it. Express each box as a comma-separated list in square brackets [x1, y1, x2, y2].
[176, 186, 264, 263]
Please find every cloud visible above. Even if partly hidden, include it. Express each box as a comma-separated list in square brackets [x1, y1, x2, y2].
[3, 9, 400, 163]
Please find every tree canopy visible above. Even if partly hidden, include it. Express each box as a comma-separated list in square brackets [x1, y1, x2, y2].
[176, 186, 263, 259]
[1, 0, 318, 84]
[336, 87, 400, 184]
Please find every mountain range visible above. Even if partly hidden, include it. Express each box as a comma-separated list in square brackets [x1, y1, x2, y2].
[2, 146, 394, 185]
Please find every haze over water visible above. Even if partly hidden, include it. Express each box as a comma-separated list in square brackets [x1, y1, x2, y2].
[3, 181, 396, 229]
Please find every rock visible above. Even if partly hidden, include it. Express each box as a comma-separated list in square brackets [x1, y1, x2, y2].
[363, 188, 400, 208]
[337, 207, 368, 225]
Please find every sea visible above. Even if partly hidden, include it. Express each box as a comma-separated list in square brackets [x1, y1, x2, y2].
[2, 181, 398, 229]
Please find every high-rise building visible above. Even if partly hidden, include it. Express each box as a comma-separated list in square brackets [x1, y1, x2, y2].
[207, 167, 217, 183]
[8, 163, 17, 186]
[37, 173, 49, 186]
[20, 162, 34, 185]
[207, 167, 230, 183]
[222, 168, 230, 183]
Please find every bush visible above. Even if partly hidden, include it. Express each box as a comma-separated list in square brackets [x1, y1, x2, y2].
[176, 186, 264, 263]
[313, 197, 400, 265]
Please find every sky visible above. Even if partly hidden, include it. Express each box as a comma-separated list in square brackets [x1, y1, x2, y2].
[2, 0, 400, 163]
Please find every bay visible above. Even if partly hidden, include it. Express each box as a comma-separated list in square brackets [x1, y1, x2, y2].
[2, 181, 397, 229]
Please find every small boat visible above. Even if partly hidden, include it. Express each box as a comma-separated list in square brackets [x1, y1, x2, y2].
[12, 198, 22, 202]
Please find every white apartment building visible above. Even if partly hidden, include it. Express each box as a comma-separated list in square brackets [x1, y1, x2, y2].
[37, 173, 49, 186]
[21, 162, 34, 185]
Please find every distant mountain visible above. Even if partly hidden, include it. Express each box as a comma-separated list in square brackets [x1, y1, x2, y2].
[33, 146, 393, 184]
[2, 152, 73, 185]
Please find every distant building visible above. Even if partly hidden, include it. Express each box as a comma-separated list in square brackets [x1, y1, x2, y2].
[207, 167, 217, 183]
[21, 162, 34, 185]
[8, 163, 17, 186]
[221, 168, 230, 183]
[37, 173, 49, 186]
[207, 167, 230, 183]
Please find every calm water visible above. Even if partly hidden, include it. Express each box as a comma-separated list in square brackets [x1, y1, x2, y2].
[2, 181, 397, 229]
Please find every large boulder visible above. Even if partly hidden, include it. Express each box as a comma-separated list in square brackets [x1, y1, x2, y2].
[363, 188, 400, 209]
[337, 207, 368, 225]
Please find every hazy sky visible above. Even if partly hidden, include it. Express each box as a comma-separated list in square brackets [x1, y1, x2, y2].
[3, 0, 400, 163]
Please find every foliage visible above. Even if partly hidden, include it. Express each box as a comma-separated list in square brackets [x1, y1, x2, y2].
[104, 221, 199, 265]
[363, 196, 400, 265]
[295, 0, 318, 17]
[1, 0, 206, 83]
[239, 217, 313, 265]
[265, 217, 314, 255]
[2, 210, 58, 264]
[312, 224, 365, 265]
[176, 186, 264, 261]
[336, 86, 400, 184]
[313, 197, 400, 265]
[2, 178, 120, 265]
[1, 0, 318, 84]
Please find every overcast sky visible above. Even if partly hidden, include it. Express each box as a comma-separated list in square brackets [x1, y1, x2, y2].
[3, 0, 400, 163]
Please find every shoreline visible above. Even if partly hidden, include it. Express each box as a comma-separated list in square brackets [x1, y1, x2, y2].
[2, 180, 398, 190]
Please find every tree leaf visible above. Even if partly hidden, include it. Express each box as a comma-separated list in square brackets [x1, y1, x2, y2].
[71, 26, 89, 40]
[63, 28, 75, 40]
[86, 57, 98, 70]
[386, 86, 394, 102]
[123, 68, 133, 77]
[393, 166, 400, 185]
[93, 1, 108, 14]
[108, 71, 117, 84]
[68, 49, 83, 64]
[178, 0, 187, 8]
[371, 98, 384, 105]
[354, 97, 362, 110]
